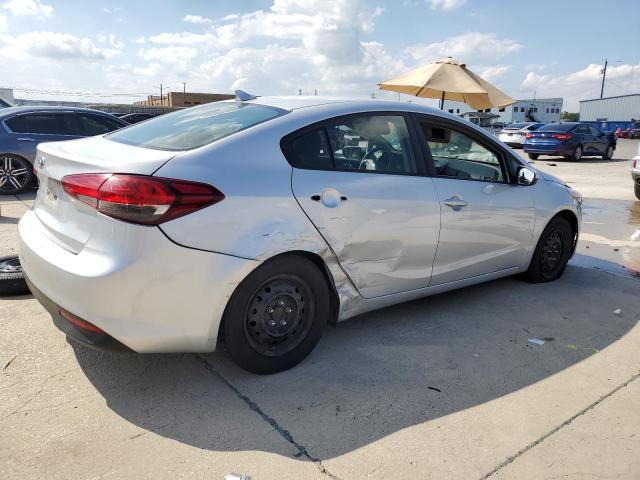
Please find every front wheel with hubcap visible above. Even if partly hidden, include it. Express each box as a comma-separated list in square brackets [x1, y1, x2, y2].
[524, 217, 573, 283]
[0, 155, 34, 195]
[223, 255, 330, 374]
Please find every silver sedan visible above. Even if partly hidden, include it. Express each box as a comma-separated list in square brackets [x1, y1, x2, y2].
[19, 95, 582, 373]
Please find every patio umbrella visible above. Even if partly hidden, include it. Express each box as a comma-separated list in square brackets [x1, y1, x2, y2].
[378, 57, 515, 110]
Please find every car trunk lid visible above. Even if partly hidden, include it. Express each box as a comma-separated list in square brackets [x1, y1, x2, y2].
[33, 136, 177, 253]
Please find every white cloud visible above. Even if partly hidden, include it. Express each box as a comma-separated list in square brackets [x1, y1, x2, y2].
[2, 0, 52, 16]
[521, 62, 640, 110]
[430, 0, 467, 10]
[148, 31, 215, 46]
[404, 32, 522, 63]
[479, 65, 509, 81]
[183, 14, 212, 25]
[139, 46, 198, 64]
[97, 34, 124, 50]
[0, 13, 6, 31]
[0, 32, 120, 60]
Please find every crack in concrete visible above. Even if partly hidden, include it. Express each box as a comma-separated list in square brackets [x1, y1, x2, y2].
[195, 354, 342, 480]
[479, 370, 640, 480]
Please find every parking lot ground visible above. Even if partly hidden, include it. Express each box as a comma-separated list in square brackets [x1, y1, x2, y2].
[1, 140, 639, 480]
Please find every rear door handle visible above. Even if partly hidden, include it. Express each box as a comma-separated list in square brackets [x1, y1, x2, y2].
[443, 195, 468, 210]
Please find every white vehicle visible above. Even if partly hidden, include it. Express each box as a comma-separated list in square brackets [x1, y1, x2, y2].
[499, 122, 545, 148]
[20, 95, 582, 374]
[632, 143, 640, 200]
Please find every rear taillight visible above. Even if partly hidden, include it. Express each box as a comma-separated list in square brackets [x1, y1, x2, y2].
[526, 133, 535, 138]
[552, 133, 572, 140]
[61, 173, 224, 225]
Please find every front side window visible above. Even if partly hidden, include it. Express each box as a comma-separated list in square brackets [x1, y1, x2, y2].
[5, 113, 77, 135]
[420, 123, 505, 183]
[108, 102, 285, 151]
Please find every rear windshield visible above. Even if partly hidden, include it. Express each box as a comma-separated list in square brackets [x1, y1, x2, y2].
[538, 123, 575, 132]
[505, 122, 531, 129]
[107, 102, 286, 151]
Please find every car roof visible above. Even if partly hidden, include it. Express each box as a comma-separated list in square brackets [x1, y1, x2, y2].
[0, 105, 119, 119]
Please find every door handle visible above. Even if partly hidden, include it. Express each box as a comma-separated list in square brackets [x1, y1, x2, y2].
[311, 188, 346, 208]
[443, 195, 468, 209]
[17, 137, 36, 142]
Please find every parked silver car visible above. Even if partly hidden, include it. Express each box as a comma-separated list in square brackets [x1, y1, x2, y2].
[20, 95, 582, 373]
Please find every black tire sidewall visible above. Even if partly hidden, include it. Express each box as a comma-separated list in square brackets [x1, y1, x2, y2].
[0, 155, 34, 195]
[603, 144, 614, 159]
[634, 182, 640, 200]
[223, 255, 330, 374]
[570, 145, 582, 162]
[526, 218, 573, 283]
[528, 153, 538, 160]
[0, 255, 30, 296]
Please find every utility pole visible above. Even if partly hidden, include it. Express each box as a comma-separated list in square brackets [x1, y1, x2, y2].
[298, 89, 302, 96]
[600, 59, 608, 98]
[314, 89, 317, 96]
[183, 82, 186, 94]
[160, 83, 163, 106]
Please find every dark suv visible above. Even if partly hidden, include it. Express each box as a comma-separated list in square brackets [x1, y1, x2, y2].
[0, 106, 128, 194]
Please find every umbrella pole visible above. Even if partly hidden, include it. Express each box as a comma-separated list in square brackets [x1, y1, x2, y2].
[440, 91, 445, 110]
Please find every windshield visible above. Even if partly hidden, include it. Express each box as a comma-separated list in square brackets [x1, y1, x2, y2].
[107, 102, 286, 151]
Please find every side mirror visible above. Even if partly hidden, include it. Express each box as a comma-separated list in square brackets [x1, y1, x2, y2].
[517, 166, 537, 186]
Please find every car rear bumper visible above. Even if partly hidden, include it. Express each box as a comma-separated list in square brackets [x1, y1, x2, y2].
[523, 143, 571, 155]
[19, 209, 259, 353]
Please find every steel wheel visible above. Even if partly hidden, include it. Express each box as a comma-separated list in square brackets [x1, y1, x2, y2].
[0, 155, 32, 194]
[244, 275, 314, 357]
[0, 256, 22, 274]
[540, 231, 563, 273]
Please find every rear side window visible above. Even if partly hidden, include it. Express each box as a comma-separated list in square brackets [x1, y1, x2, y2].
[285, 114, 418, 175]
[108, 102, 285, 151]
[78, 114, 124, 136]
[6, 113, 77, 135]
[538, 123, 575, 132]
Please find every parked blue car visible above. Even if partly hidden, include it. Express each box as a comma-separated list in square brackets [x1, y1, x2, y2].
[0, 106, 128, 194]
[523, 122, 616, 161]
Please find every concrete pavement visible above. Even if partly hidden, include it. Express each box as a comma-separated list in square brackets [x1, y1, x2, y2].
[1, 140, 639, 480]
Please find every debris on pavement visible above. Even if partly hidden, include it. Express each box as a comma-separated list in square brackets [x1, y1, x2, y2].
[3, 355, 16, 370]
[428, 386, 441, 392]
[528, 338, 546, 346]
[567, 344, 578, 351]
[547, 163, 557, 166]
[613, 308, 622, 316]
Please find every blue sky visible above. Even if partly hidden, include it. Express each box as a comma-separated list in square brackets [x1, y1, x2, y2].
[1, 0, 638, 110]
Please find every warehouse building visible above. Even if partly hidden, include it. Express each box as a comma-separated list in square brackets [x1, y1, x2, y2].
[134, 92, 234, 107]
[443, 97, 563, 125]
[579, 94, 640, 131]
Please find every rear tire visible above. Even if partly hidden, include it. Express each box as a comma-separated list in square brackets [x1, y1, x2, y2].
[223, 255, 330, 374]
[0, 155, 34, 195]
[602, 144, 614, 160]
[568, 145, 582, 162]
[635, 182, 640, 200]
[524, 217, 573, 283]
[528, 153, 539, 160]
[0, 255, 30, 296]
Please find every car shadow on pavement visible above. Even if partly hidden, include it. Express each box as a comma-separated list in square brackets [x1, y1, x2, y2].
[72, 264, 639, 460]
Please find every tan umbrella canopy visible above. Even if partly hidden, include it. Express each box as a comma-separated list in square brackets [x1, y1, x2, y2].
[378, 57, 515, 110]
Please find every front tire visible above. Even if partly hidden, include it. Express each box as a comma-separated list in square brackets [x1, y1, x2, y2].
[0, 154, 33, 195]
[602, 144, 614, 160]
[223, 255, 330, 374]
[569, 145, 582, 162]
[524, 217, 573, 283]
[528, 153, 539, 160]
[635, 182, 640, 200]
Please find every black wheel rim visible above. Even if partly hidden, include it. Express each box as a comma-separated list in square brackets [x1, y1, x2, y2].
[244, 275, 314, 357]
[0, 156, 30, 193]
[0, 256, 22, 274]
[540, 231, 564, 273]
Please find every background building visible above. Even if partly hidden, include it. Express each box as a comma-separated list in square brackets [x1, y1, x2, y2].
[443, 97, 563, 125]
[0, 88, 14, 105]
[134, 92, 234, 107]
[579, 94, 640, 131]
